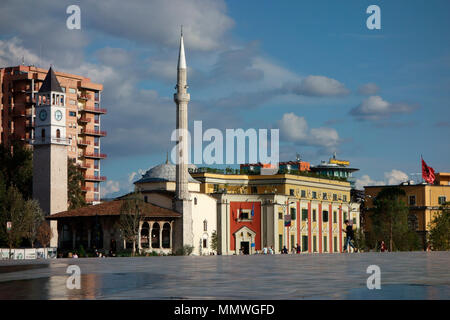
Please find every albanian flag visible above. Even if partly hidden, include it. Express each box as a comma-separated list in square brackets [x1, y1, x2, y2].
[422, 157, 435, 184]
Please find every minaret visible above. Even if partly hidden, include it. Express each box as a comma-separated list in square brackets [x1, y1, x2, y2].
[173, 29, 194, 251]
[174, 29, 190, 200]
[32, 67, 69, 247]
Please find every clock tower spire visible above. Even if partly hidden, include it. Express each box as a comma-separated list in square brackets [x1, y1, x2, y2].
[32, 67, 69, 247]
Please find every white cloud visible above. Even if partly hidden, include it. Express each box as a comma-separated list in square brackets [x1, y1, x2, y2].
[350, 95, 417, 121]
[355, 169, 409, 190]
[384, 169, 409, 185]
[278, 113, 340, 151]
[286, 75, 350, 97]
[101, 180, 120, 197]
[358, 82, 379, 95]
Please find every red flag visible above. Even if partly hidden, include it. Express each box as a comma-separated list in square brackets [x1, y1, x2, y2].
[421, 158, 435, 184]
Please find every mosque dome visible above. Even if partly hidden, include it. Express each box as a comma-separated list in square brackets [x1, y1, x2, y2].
[134, 162, 198, 184]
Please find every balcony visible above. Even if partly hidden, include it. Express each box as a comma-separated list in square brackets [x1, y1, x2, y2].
[25, 120, 34, 129]
[77, 93, 91, 101]
[83, 152, 107, 159]
[81, 187, 91, 193]
[80, 129, 107, 137]
[77, 116, 91, 124]
[84, 175, 107, 182]
[11, 108, 27, 118]
[79, 106, 107, 114]
[77, 162, 91, 170]
[77, 139, 90, 147]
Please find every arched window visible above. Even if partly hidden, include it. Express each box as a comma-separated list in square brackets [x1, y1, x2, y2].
[194, 197, 197, 205]
[141, 222, 150, 248]
[151, 223, 160, 248]
[162, 223, 171, 248]
[203, 220, 207, 232]
[56, 129, 61, 138]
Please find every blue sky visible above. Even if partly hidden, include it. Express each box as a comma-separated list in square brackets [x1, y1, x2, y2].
[1, 0, 449, 196]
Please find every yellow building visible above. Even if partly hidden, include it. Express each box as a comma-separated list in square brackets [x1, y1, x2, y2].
[190, 170, 360, 254]
[364, 172, 450, 248]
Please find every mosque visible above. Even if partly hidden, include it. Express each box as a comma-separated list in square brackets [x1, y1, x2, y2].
[45, 32, 359, 255]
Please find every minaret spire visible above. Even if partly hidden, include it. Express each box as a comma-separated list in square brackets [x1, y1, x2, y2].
[174, 29, 190, 200]
[178, 27, 187, 70]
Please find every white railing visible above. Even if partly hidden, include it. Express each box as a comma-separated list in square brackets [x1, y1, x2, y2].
[31, 137, 71, 145]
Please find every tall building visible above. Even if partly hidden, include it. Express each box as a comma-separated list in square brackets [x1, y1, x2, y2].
[0, 65, 106, 204]
[173, 31, 194, 252]
[32, 67, 69, 247]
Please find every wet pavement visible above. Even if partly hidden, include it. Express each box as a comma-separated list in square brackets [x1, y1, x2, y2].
[0, 251, 449, 299]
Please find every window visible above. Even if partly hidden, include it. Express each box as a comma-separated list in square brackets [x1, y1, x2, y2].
[278, 212, 283, 220]
[69, 99, 76, 105]
[334, 237, 338, 252]
[213, 184, 219, 192]
[290, 207, 296, 220]
[313, 236, 317, 252]
[144, 196, 148, 203]
[408, 214, 418, 231]
[301, 190, 306, 198]
[56, 129, 60, 138]
[251, 186, 257, 194]
[438, 196, 446, 205]
[240, 210, 251, 220]
[194, 197, 197, 205]
[301, 209, 308, 220]
[352, 218, 357, 225]
[302, 235, 308, 252]
[312, 209, 317, 222]
[333, 211, 337, 223]
[291, 235, 295, 250]
[323, 193, 327, 200]
[333, 194, 337, 201]
[343, 211, 347, 222]
[289, 189, 295, 196]
[324, 236, 328, 252]
[312, 191, 317, 199]
[203, 239, 207, 248]
[279, 235, 283, 252]
[69, 111, 76, 117]
[69, 88, 76, 94]
[61, 87, 66, 93]
[203, 220, 207, 231]
[343, 195, 347, 202]
[323, 211, 329, 222]
[409, 195, 416, 206]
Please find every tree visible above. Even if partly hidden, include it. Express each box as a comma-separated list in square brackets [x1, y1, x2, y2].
[0, 142, 33, 199]
[36, 221, 52, 248]
[210, 230, 218, 252]
[118, 193, 143, 256]
[23, 199, 45, 247]
[428, 204, 450, 251]
[371, 187, 420, 251]
[68, 159, 86, 209]
[3, 186, 28, 249]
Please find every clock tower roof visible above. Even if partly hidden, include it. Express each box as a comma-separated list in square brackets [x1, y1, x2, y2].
[39, 67, 63, 93]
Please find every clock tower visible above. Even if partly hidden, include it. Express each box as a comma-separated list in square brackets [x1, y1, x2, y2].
[32, 67, 69, 247]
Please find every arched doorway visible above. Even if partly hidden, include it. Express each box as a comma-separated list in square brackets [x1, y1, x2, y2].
[141, 222, 150, 249]
[162, 223, 171, 248]
[151, 223, 160, 248]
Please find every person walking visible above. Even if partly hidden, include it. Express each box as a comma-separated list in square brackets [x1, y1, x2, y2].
[263, 246, 268, 255]
[380, 240, 387, 252]
[269, 246, 274, 254]
[281, 246, 288, 254]
[343, 220, 357, 253]
[296, 243, 301, 254]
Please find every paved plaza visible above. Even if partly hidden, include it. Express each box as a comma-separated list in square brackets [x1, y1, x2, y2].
[0, 252, 449, 299]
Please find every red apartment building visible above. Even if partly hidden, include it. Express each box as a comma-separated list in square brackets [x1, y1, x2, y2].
[0, 65, 106, 204]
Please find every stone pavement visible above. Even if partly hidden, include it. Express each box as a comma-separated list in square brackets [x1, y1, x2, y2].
[0, 251, 449, 299]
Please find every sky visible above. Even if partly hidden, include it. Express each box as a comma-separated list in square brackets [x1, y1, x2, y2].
[1, 0, 449, 197]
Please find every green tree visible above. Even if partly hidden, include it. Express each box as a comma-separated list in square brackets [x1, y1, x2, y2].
[0, 142, 33, 199]
[68, 159, 86, 209]
[118, 192, 144, 256]
[428, 204, 450, 251]
[3, 186, 28, 249]
[371, 187, 420, 251]
[210, 230, 218, 252]
[23, 199, 45, 247]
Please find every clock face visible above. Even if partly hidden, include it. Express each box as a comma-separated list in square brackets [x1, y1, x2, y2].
[39, 109, 47, 121]
[55, 110, 63, 121]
